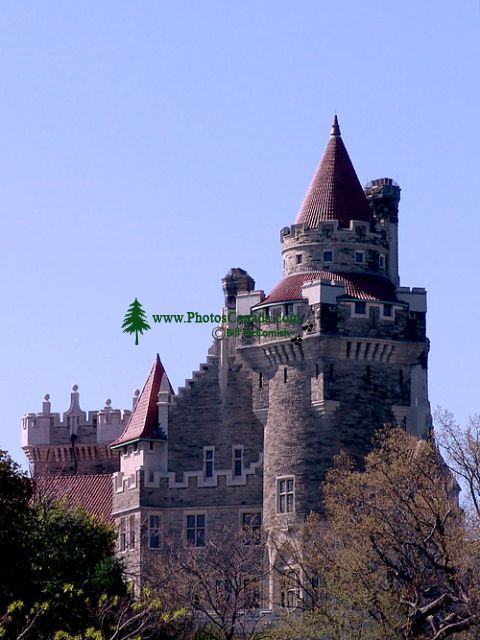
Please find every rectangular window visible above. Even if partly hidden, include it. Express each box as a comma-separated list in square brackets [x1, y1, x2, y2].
[233, 448, 243, 476]
[323, 250, 333, 262]
[354, 301, 366, 315]
[118, 517, 126, 552]
[272, 307, 282, 322]
[379, 254, 386, 269]
[129, 514, 136, 549]
[241, 512, 262, 545]
[148, 514, 161, 549]
[278, 477, 295, 513]
[280, 570, 300, 609]
[296, 254, 303, 264]
[204, 448, 214, 478]
[186, 514, 206, 547]
[383, 304, 392, 317]
[355, 251, 364, 264]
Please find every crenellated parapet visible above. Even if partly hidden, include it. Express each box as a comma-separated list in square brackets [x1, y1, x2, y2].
[22, 385, 132, 476]
[280, 219, 392, 280]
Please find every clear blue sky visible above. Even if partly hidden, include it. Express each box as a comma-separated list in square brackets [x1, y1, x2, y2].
[2, 1, 479, 469]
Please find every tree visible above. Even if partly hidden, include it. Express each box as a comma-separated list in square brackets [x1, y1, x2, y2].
[0, 450, 34, 613]
[1, 494, 127, 639]
[150, 525, 270, 640]
[122, 298, 151, 345]
[270, 428, 480, 640]
[435, 409, 480, 519]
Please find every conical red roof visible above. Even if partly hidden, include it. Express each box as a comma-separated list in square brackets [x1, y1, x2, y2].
[111, 354, 172, 447]
[296, 116, 374, 228]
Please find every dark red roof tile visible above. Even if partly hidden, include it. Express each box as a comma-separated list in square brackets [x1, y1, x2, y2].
[296, 116, 374, 228]
[261, 271, 396, 304]
[111, 354, 172, 448]
[34, 474, 113, 522]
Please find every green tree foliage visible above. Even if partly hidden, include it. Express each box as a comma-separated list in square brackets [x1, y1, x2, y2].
[0, 450, 34, 612]
[0, 452, 187, 640]
[122, 298, 151, 345]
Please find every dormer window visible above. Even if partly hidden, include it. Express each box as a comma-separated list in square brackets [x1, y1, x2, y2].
[323, 251, 333, 262]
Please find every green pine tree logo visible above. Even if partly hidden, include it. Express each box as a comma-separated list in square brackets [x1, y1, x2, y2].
[122, 298, 151, 345]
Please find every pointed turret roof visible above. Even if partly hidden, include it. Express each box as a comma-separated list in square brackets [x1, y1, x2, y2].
[296, 116, 374, 228]
[111, 354, 173, 448]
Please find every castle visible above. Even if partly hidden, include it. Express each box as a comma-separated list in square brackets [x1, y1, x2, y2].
[22, 116, 431, 609]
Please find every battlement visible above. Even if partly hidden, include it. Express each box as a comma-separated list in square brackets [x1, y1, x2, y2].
[22, 385, 134, 476]
[280, 217, 394, 281]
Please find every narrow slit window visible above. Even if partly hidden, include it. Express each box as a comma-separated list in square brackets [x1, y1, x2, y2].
[204, 448, 214, 478]
[148, 514, 161, 549]
[234, 448, 243, 477]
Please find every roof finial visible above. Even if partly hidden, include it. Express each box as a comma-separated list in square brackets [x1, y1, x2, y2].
[330, 114, 341, 137]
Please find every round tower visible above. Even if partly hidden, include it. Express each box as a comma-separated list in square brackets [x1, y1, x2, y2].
[236, 116, 431, 608]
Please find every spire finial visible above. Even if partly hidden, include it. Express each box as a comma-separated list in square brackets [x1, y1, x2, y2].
[330, 114, 341, 137]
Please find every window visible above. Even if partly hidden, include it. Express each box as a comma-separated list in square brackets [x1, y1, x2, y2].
[322, 224, 334, 237]
[186, 514, 206, 547]
[258, 372, 263, 388]
[296, 254, 303, 264]
[379, 254, 386, 269]
[355, 224, 366, 238]
[355, 251, 364, 264]
[284, 303, 294, 315]
[283, 367, 288, 383]
[148, 514, 161, 549]
[129, 514, 136, 549]
[323, 250, 333, 262]
[204, 448, 214, 478]
[383, 304, 392, 317]
[241, 512, 262, 545]
[280, 569, 300, 608]
[354, 301, 366, 315]
[278, 477, 295, 513]
[233, 448, 243, 476]
[118, 517, 126, 552]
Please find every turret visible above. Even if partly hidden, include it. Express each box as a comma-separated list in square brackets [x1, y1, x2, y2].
[364, 178, 401, 286]
[235, 116, 431, 608]
[111, 354, 173, 489]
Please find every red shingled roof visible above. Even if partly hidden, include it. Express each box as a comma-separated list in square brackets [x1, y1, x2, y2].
[111, 354, 172, 448]
[34, 474, 113, 522]
[260, 271, 396, 304]
[296, 116, 374, 228]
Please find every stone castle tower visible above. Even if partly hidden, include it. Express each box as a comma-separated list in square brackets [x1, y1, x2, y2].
[22, 116, 431, 609]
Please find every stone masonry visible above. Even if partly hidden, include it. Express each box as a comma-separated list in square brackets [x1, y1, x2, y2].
[22, 116, 431, 611]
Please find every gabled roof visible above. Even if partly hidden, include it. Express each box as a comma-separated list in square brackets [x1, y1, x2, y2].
[260, 271, 396, 305]
[296, 116, 374, 228]
[111, 354, 173, 448]
[34, 474, 113, 522]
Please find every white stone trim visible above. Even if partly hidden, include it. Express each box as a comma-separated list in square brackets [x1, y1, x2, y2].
[142, 452, 264, 489]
